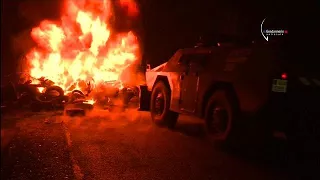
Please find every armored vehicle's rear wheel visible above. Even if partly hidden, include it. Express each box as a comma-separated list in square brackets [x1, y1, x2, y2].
[205, 89, 237, 144]
[150, 81, 179, 129]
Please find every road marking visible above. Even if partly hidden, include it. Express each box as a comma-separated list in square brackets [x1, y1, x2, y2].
[299, 77, 311, 85]
[62, 122, 84, 180]
[312, 78, 320, 86]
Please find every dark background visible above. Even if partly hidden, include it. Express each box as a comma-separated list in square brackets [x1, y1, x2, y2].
[1, 0, 319, 82]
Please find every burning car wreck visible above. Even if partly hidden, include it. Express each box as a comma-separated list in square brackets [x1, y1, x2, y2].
[1, 0, 144, 115]
[1, 73, 140, 115]
[91, 80, 139, 110]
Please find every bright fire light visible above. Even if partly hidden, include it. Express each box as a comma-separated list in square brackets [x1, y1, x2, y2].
[23, 0, 140, 94]
[37, 87, 45, 93]
[85, 99, 96, 105]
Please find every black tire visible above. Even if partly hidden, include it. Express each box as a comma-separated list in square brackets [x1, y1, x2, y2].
[150, 81, 179, 129]
[205, 89, 238, 144]
[45, 86, 64, 98]
[71, 90, 85, 96]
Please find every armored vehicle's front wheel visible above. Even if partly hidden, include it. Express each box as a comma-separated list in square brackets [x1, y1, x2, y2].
[205, 89, 237, 143]
[150, 81, 179, 129]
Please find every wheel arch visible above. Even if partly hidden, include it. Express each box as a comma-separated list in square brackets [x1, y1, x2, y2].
[201, 82, 240, 118]
[152, 75, 171, 93]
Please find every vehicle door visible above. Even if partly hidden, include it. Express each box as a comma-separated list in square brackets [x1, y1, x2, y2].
[179, 53, 207, 112]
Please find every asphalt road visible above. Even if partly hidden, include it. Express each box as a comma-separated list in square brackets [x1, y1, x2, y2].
[0, 108, 315, 180]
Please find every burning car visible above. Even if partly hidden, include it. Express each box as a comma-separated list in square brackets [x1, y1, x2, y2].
[8, 0, 142, 113]
[88, 80, 139, 111]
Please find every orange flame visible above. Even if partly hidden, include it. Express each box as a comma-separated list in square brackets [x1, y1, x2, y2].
[119, 0, 139, 17]
[84, 99, 96, 105]
[24, 0, 140, 94]
[37, 87, 45, 93]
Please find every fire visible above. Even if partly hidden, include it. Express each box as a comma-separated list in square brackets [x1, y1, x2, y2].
[37, 87, 45, 93]
[24, 0, 140, 94]
[84, 99, 96, 105]
[119, 0, 139, 16]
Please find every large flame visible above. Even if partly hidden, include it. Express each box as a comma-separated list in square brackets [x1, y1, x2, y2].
[24, 0, 140, 93]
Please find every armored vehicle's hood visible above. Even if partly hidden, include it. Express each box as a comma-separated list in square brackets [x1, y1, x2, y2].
[149, 62, 167, 72]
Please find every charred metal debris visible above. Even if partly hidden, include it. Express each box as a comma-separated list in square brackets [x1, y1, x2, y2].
[1, 73, 139, 115]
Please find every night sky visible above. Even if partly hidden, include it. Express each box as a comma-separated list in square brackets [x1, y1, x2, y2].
[1, 0, 319, 81]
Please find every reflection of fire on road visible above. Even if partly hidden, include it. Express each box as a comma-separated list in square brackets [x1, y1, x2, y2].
[20, 0, 142, 105]
[59, 108, 143, 130]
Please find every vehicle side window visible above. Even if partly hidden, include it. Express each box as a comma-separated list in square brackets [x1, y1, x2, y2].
[178, 54, 191, 66]
[178, 54, 209, 66]
[189, 54, 208, 67]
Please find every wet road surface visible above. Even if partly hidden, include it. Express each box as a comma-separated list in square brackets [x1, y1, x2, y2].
[0, 109, 312, 180]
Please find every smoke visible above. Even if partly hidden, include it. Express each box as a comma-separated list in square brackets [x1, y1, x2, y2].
[56, 108, 146, 130]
